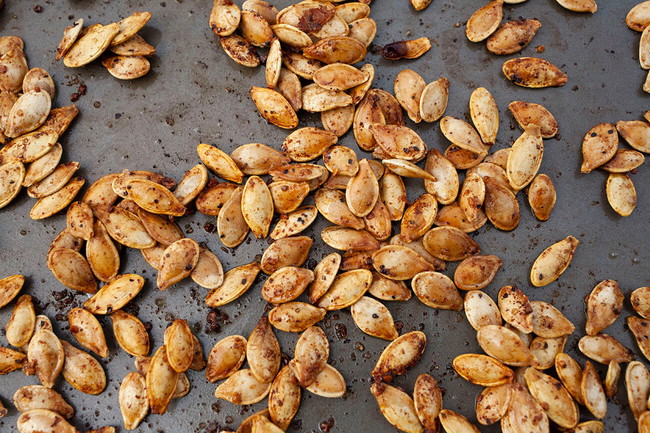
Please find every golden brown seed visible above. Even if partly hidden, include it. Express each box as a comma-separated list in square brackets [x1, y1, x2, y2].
[262, 234, 312, 272]
[48, 248, 98, 294]
[268, 365, 301, 430]
[530, 300, 575, 338]
[371, 383, 424, 433]
[381, 37, 431, 60]
[119, 372, 148, 430]
[109, 34, 156, 56]
[302, 83, 353, 112]
[94, 205, 156, 249]
[371, 124, 428, 161]
[67, 308, 108, 358]
[454, 255, 502, 290]
[26, 328, 63, 388]
[217, 186, 249, 248]
[351, 296, 398, 340]
[452, 353, 514, 386]
[157, 238, 200, 290]
[628, 316, 650, 362]
[241, 175, 274, 238]
[470, 87, 499, 146]
[508, 100, 557, 139]
[231, 143, 289, 176]
[606, 173, 636, 217]
[210, 0, 241, 36]
[309, 253, 341, 304]
[247, 317, 281, 383]
[13, 385, 74, 419]
[505, 383, 549, 433]
[628, 1, 650, 31]
[66, 201, 94, 241]
[110, 310, 149, 357]
[617, 120, 650, 153]
[555, 353, 585, 405]
[557, 0, 597, 13]
[63, 23, 120, 68]
[604, 360, 621, 398]
[475, 384, 512, 425]
[205, 262, 261, 307]
[206, 335, 247, 383]
[423, 226, 480, 261]
[498, 285, 533, 334]
[602, 148, 645, 172]
[0, 274, 24, 309]
[631, 287, 650, 319]
[507, 124, 543, 190]
[579, 333, 634, 364]
[372, 331, 426, 382]
[466, 0, 504, 42]
[137, 209, 183, 247]
[316, 269, 372, 310]
[530, 235, 579, 287]
[27, 161, 80, 199]
[464, 290, 501, 330]
[282, 127, 338, 162]
[303, 36, 367, 64]
[146, 346, 178, 414]
[440, 116, 487, 157]
[527, 174, 556, 221]
[30, 177, 85, 220]
[531, 336, 567, 370]
[268, 302, 327, 333]
[84, 274, 145, 314]
[477, 325, 536, 367]
[84, 221, 118, 283]
[4, 89, 51, 138]
[164, 319, 194, 373]
[487, 19, 542, 55]
[582, 361, 607, 419]
[261, 267, 314, 304]
[580, 123, 618, 173]
[626, 361, 650, 420]
[60, 341, 106, 395]
[372, 245, 435, 280]
[394, 69, 425, 123]
[6, 295, 35, 348]
[585, 280, 624, 336]
[17, 409, 78, 433]
[502, 57, 568, 88]
[249, 86, 298, 129]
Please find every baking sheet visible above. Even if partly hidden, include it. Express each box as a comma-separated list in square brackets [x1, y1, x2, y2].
[0, 0, 648, 431]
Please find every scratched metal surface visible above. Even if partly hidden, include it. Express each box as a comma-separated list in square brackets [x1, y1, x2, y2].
[0, 0, 648, 432]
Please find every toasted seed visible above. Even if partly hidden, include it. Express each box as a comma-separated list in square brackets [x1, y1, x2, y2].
[111, 11, 152, 46]
[302, 83, 353, 112]
[378, 172, 405, 221]
[351, 297, 398, 340]
[26, 328, 63, 388]
[372, 245, 434, 280]
[372, 331, 426, 381]
[458, 173, 485, 223]
[320, 105, 355, 137]
[381, 37, 431, 60]
[250, 86, 298, 128]
[435, 200, 488, 233]
[268, 180, 310, 213]
[582, 361, 607, 419]
[454, 255, 502, 291]
[282, 52, 322, 82]
[206, 335, 247, 383]
[63, 23, 119, 67]
[628, 316, 650, 362]
[288, 326, 328, 388]
[260, 236, 312, 274]
[606, 173, 636, 217]
[503, 57, 568, 88]
[641, 414, 650, 433]
[557, 0, 597, 13]
[626, 361, 650, 420]
[423, 226, 480, 261]
[0, 161, 23, 210]
[240, 10, 274, 47]
[478, 325, 536, 367]
[0, 130, 58, 165]
[531, 336, 567, 370]
[439, 409, 481, 433]
[118, 372, 148, 430]
[264, 39, 282, 88]
[383, 159, 435, 182]
[101, 55, 150, 80]
[240, 176, 274, 238]
[271, 23, 312, 47]
[530, 300, 575, 338]
[632, 287, 650, 319]
[283, 127, 338, 163]
[267, 365, 300, 430]
[445, 145, 483, 170]
[464, 290, 501, 331]
[94, 206, 156, 249]
[340, 249, 375, 271]
[617, 120, 650, 153]
[48, 248, 97, 294]
[604, 360, 621, 398]
[197, 144, 244, 184]
[526, 174, 556, 221]
[305, 364, 346, 398]
[368, 273, 411, 302]
[157, 238, 200, 290]
[231, 143, 289, 176]
[4, 89, 51, 138]
[393, 70, 425, 123]
[579, 333, 634, 364]
[580, 123, 618, 173]
[109, 33, 155, 56]
[189, 249, 224, 290]
[64, 202, 93, 242]
[146, 346, 178, 414]
[13, 385, 74, 419]
[170, 164, 207, 206]
[475, 384, 512, 425]
[371, 383, 424, 433]
[602, 148, 645, 172]
[37, 105, 78, 137]
[84, 274, 145, 314]
[67, 308, 108, 358]
[441, 116, 488, 157]
[123, 178, 186, 216]
[336, 2, 370, 22]
[453, 353, 513, 386]
[205, 262, 260, 307]
[507, 125, 544, 190]
[196, 183, 237, 217]
[22, 144, 61, 189]
[398, 193, 437, 241]
[0, 47, 28, 93]
[308, 253, 341, 304]
[469, 88, 499, 146]
[585, 280, 624, 336]
[313, 13, 350, 39]
[316, 269, 372, 310]
[322, 146, 358, 177]
[423, 149, 459, 205]
[246, 317, 281, 383]
[6, 295, 35, 348]
[321, 226, 379, 252]
[261, 267, 314, 304]
[60, 341, 106, 395]
[82, 173, 120, 210]
[17, 409, 78, 433]
[27, 161, 80, 199]
[110, 310, 149, 357]
[56, 19, 84, 60]
[530, 235, 579, 287]
[506, 383, 549, 433]
[220, 34, 260, 67]
[303, 36, 366, 64]
[0, 345, 26, 374]
[210, 0, 241, 36]
[628, 1, 650, 31]
[487, 19, 542, 55]
[410, 374, 442, 431]
[164, 320, 194, 373]
[466, 0, 504, 42]
[313, 64, 368, 92]
[508, 101, 557, 141]
[555, 353, 585, 404]
[137, 209, 183, 247]
[217, 187, 250, 248]
[498, 286, 533, 334]
[268, 302, 326, 333]
[371, 124, 428, 161]
[419, 77, 450, 123]
[524, 367, 579, 428]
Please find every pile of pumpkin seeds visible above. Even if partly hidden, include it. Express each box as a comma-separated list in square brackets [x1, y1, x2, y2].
[0, 0, 649, 432]
[0, 36, 84, 221]
[56, 11, 155, 80]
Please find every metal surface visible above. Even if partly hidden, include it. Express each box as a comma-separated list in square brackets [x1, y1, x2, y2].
[0, 0, 648, 432]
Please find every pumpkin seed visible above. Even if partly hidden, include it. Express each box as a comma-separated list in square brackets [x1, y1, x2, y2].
[164, 319, 194, 373]
[1, 130, 58, 165]
[602, 148, 645, 172]
[419, 77, 450, 123]
[632, 287, 650, 319]
[210, 0, 241, 36]
[308, 252, 341, 304]
[17, 409, 77, 433]
[240, 176, 274, 238]
[530, 300, 575, 338]
[246, 317, 281, 383]
[458, 173, 485, 223]
[303, 36, 367, 64]
[372, 245, 435, 280]
[351, 296, 398, 340]
[250, 86, 298, 128]
[313, 64, 368, 92]
[110, 310, 150, 357]
[304, 364, 346, 398]
[56, 19, 84, 60]
[368, 272, 411, 302]
[261, 267, 314, 304]
[22, 144, 61, 190]
[0, 161, 24, 209]
[146, 346, 178, 414]
[63, 202, 93, 242]
[0, 345, 26, 374]
[122, 178, 186, 216]
[320, 105, 355, 137]
[372, 331, 426, 382]
[137, 209, 183, 247]
[48, 248, 97, 294]
[628, 316, 650, 361]
[464, 290, 501, 330]
[265, 39, 282, 88]
[434, 201, 486, 233]
[411, 374, 442, 431]
[526, 174, 556, 221]
[267, 365, 301, 430]
[579, 333, 634, 364]
[604, 360, 621, 398]
[60, 340, 106, 395]
[268, 302, 326, 333]
[580, 123, 618, 173]
[102, 55, 150, 80]
[627, 1, 650, 31]
[606, 173, 636, 217]
[382, 159, 435, 182]
[196, 183, 238, 216]
[26, 328, 63, 388]
[321, 226, 379, 251]
[582, 361, 607, 419]
[82, 173, 121, 210]
[0, 47, 28, 93]
[508, 100, 557, 139]
[231, 143, 289, 176]
[221, 33, 262, 67]
[217, 186, 250, 248]
[260, 236, 312, 274]
[302, 83, 353, 112]
[478, 325, 536, 367]
[6, 295, 35, 348]
[585, 279, 624, 336]
[440, 116, 487, 157]
[84, 274, 145, 314]
[64, 23, 120, 67]
[557, 0, 597, 13]
[95, 205, 156, 249]
[283, 127, 338, 163]
[507, 124, 544, 190]
[393, 69, 425, 123]
[268, 180, 310, 213]
[371, 383, 424, 433]
[453, 353, 514, 386]
[470, 87, 499, 146]
[641, 414, 650, 433]
[498, 286, 533, 334]
[109, 34, 156, 56]
[13, 385, 74, 419]
[205, 262, 260, 307]
[381, 37, 432, 60]
[466, 0, 504, 42]
[371, 124, 428, 161]
[555, 353, 585, 404]
[157, 238, 200, 290]
[4, 89, 51, 138]
[67, 307, 108, 358]
[206, 335, 247, 383]
[617, 120, 650, 153]
[626, 361, 650, 420]
[524, 367, 579, 428]
[530, 235, 579, 287]
[476, 384, 512, 425]
[271, 23, 312, 47]
[27, 161, 80, 199]
[316, 269, 372, 310]
[118, 372, 148, 430]
[37, 105, 79, 137]
[502, 57, 568, 88]
[487, 19, 542, 55]
[282, 52, 322, 82]
[531, 336, 567, 370]
[241, 10, 274, 47]
[506, 383, 549, 433]
[423, 226, 480, 261]
[454, 255, 502, 291]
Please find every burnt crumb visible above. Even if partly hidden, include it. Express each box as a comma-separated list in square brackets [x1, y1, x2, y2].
[290, 418, 302, 430]
[319, 416, 335, 432]
[33, 5, 43, 12]
[93, 101, 101, 108]
[334, 323, 347, 340]
[206, 309, 230, 333]
[122, 302, 140, 316]
[204, 222, 216, 233]
[394, 320, 404, 333]
[211, 402, 220, 413]
[70, 93, 80, 102]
